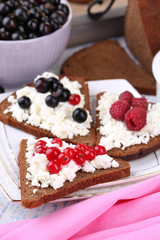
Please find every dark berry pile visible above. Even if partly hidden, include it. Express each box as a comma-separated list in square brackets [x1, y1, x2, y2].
[18, 77, 88, 123]
[0, 0, 69, 40]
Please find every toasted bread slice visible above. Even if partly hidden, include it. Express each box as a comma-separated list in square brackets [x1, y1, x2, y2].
[96, 92, 160, 160]
[61, 40, 156, 95]
[125, 0, 160, 74]
[18, 139, 130, 208]
[0, 75, 95, 146]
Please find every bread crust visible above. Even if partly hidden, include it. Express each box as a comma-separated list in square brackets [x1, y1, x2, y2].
[0, 75, 96, 146]
[96, 92, 160, 160]
[61, 40, 156, 95]
[18, 139, 130, 208]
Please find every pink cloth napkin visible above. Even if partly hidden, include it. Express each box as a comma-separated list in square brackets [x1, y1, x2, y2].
[1, 175, 160, 240]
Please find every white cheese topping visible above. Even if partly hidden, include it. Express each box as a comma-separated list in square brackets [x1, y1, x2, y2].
[97, 92, 160, 150]
[26, 137, 119, 191]
[4, 72, 92, 139]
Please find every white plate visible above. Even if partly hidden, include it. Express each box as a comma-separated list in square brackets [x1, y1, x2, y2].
[0, 79, 159, 202]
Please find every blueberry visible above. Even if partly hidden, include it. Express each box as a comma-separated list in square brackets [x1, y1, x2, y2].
[56, 88, 71, 102]
[0, 27, 10, 40]
[35, 78, 50, 93]
[72, 108, 88, 123]
[51, 11, 67, 25]
[15, 7, 29, 21]
[27, 19, 38, 32]
[56, 4, 69, 17]
[52, 82, 63, 92]
[18, 96, 31, 109]
[45, 94, 59, 108]
[0, 85, 5, 93]
[39, 21, 52, 36]
[3, 16, 17, 31]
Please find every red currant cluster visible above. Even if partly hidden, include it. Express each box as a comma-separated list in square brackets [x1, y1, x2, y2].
[35, 138, 107, 174]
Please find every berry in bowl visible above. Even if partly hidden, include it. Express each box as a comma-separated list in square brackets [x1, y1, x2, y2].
[0, 0, 72, 88]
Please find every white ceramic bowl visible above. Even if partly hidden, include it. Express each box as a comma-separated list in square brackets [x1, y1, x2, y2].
[0, 0, 72, 89]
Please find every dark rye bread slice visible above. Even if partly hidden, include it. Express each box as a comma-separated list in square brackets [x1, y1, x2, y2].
[0, 75, 96, 146]
[96, 92, 160, 160]
[19, 139, 130, 208]
[125, 0, 160, 74]
[61, 40, 156, 95]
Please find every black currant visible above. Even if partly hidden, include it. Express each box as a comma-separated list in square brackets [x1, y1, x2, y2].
[45, 95, 59, 108]
[0, 85, 5, 93]
[56, 4, 69, 17]
[27, 19, 38, 32]
[51, 11, 67, 25]
[29, 7, 41, 20]
[0, 3, 11, 15]
[11, 31, 25, 40]
[28, 32, 38, 39]
[2, 16, 17, 31]
[15, 7, 29, 21]
[18, 96, 31, 109]
[54, 0, 60, 6]
[50, 19, 59, 31]
[52, 82, 63, 92]
[39, 21, 52, 36]
[72, 108, 88, 123]
[56, 88, 71, 102]
[0, 27, 10, 40]
[35, 78, 50, 93]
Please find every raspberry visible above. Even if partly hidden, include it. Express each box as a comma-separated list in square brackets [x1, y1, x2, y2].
[132, 96, 148, 111]
[109, 100, 130, 121]
[119, 91, 133, 105]
[125, 107, 147, 131]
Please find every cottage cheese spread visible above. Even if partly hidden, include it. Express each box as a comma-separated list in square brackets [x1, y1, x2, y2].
[4, 72, 92, 139]
[26, 138, 119, 191]
[97, 92, 160, 151]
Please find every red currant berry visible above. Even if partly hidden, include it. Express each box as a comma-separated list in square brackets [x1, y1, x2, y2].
[84, 150, 96, 161]
[63, 147, 75, 159]
[36, 140, 46, 147]
[58, 153, 71, 165]
[51, 138, 63, 147]
[36, 146, 46, 154]
[75, 143, 86, 152]
[47, 161, 61, 174]
[46, 147, 61, 161]
[94, 145, 107, 155]
[74, 148, 84, 157]
[86, 145, 94, 151]
[74, 153, 85, 165]
[68, 94, 81, 105]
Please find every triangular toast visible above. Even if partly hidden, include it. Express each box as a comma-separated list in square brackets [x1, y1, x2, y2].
[61, 40, 156, 95]
[0, 74, 95, 146]
[96, 92, 160, 160]
[18, 139, 130, 208]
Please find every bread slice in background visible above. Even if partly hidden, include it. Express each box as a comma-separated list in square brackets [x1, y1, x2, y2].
[125, 0, 160, 74]
[96, 92, 160, 160]
[61, 40, 156, 95]
[0, 75, 96, 146]
[18, 139, 130, 208]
